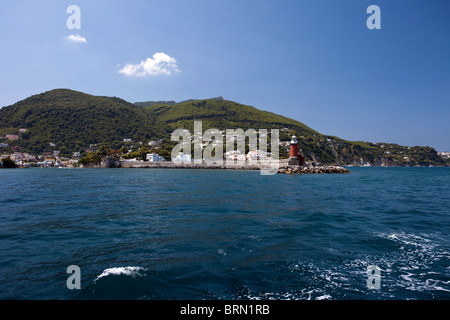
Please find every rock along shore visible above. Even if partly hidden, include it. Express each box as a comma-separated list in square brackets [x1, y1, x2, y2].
[117, 161, 262, 170]
[105, 160, 350, 174]
[277, 165, 350, 174]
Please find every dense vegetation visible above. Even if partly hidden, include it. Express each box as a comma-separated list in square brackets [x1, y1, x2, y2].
[0, 89, 169, 156]
[145, 99, 318, 134]
[144, 99, 447, 166]
[0, 89, 447, 166]
[134, 100, 177, 108]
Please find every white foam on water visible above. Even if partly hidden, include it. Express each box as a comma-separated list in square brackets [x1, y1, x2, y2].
[381, 231, 436, 249]
[316, 294, 332, 300]
[249, 235, 263, 241]
[217, 249, 227, 256]
[94, 266, 146, 281]
[370, 232, 450, 295]
[279, 231, 450, 299]
[234, 285, 307, 300]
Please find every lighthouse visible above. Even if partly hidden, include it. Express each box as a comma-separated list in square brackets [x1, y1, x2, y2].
[288, 135, 305, 166]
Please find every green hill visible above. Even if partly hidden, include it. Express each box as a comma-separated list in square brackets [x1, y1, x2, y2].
[0, 89, 447, 166]
[145, 98, 319, 133]
[0, 89, 168, 155]
[134, 100, 177, 108]
[144, 99, 446, 166]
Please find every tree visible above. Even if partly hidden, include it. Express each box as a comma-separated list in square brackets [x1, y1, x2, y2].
[119, 146, 128, 155]
[139, 147, 149, 161]
[157, 149, 171, 160]
[78, 152, 102, 165]
[99, 145, 110, 156]
[127, 151, 140, 159]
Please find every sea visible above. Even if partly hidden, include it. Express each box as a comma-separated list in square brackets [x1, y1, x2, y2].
[0, 167, 449, 300]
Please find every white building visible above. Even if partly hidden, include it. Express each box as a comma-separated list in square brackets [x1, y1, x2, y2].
[172, 152, 192, 162]
[10, 153, 35, 163]
[146, 153, 165, 162]
[247, 150, 269, 161]
[225, 150, 245, 162]
[148, 139, 162, 147]
[6, 135, 19, 140]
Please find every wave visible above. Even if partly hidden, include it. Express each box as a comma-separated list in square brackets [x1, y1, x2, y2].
[94, 266, 146, 281]
[374, 232, 450, 297]
[73, 232, 449, 300]
[235, 231, 450, 300]
[75, 266, 151, 300]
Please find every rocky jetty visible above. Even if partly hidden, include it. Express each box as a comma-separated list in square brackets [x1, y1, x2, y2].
[94, 158, 350, 174]
[277, 165, 350, 174]
[117, 161, 263, 170]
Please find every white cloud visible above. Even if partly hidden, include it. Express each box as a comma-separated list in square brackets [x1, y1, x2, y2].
[119, 52, 180, 77]
[66, 34, 87, 44]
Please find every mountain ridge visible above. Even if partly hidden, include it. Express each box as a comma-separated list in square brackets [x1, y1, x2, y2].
[0, 89, 447, 166]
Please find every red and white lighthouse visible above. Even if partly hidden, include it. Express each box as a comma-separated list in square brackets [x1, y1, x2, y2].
[288, 135, 305, 166]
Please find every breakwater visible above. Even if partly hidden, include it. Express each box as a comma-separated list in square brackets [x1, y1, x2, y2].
[277, 165, 350, 174]
[109, 160, 350, 174]
[117, 161, 263, 170]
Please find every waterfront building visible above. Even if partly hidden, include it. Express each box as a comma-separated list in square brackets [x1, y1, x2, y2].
[172, 152, 192, 162]
[225, 150, 245, 162]
[247, 150, 268, 161]
[146, 153, 165, 162]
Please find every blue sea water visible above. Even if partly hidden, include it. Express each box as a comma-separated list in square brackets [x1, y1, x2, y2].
[0, 167, 449, 300]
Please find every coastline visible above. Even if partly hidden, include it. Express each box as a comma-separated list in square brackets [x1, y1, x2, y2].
[277, 165, 350, 174]
[119, 161, 264, 171]
[79, 158, 351, 174]
[3, 159, 447, 171]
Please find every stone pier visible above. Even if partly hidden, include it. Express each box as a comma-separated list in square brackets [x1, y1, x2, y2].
[277, 165, 350, 174]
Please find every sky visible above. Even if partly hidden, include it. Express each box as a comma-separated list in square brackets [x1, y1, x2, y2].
[0, 0, 449, 151]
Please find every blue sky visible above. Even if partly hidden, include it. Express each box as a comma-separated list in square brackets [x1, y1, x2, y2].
[1, 0, 449, 151]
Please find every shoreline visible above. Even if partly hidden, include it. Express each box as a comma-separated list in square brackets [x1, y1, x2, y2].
[277, 165, 350, 174]
[3, 160, 448, 171]
[86, 159, 352, 174]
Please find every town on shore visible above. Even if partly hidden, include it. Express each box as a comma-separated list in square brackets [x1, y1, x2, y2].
[0, 134, 349, 174]
[1, 133, 449, 170]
